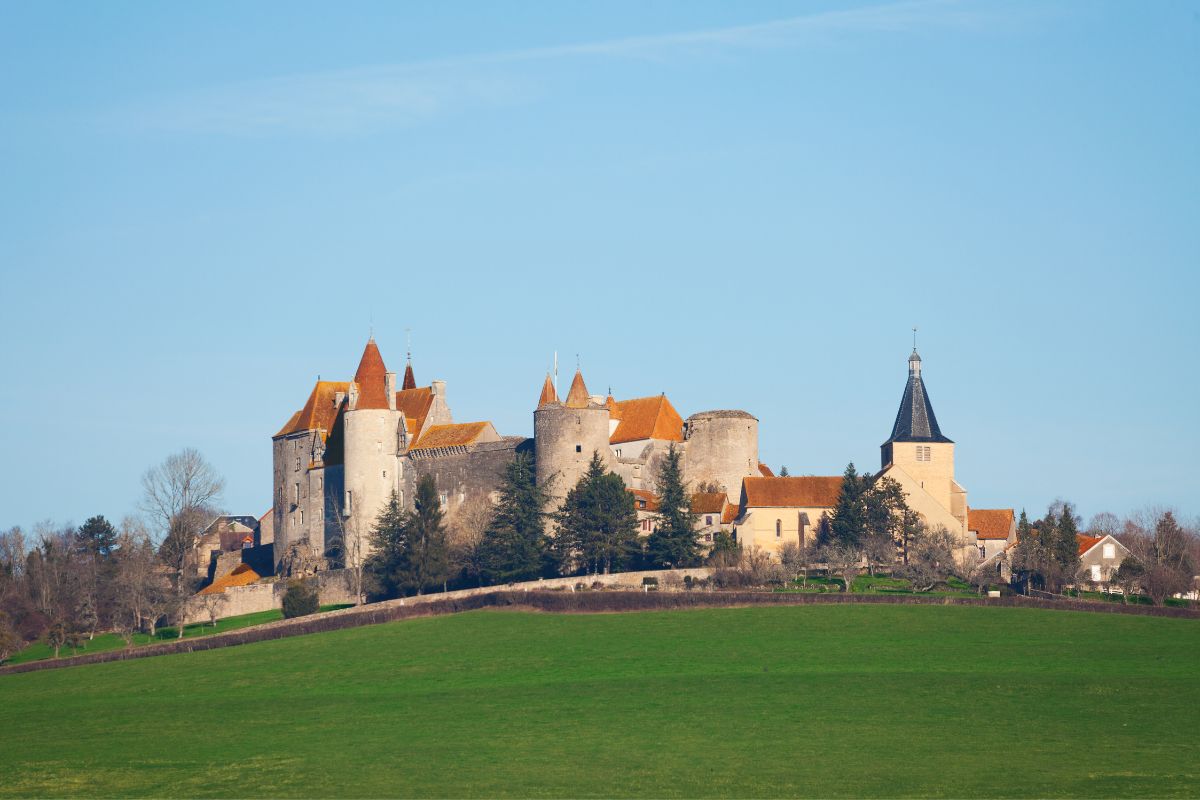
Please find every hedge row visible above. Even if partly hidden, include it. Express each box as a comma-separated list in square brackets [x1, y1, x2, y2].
[3, 590, 1195, 676]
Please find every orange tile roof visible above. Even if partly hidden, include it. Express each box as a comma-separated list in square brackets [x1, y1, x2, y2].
[969, 508, 1015, 540]
[758, 463, 775, 477]
[402, 361, 416, 391]
[396, 386, 434, 434]
[609, 395, 684, 444]
[354, 338, 391, 410]
[629, 488, 660, 512]
[691, 492, 727, 515]
[275, 381, 350, 437]
[565, 370, 590, 408]
[411, 421, 492, 450]
[722, 503, 740, 525]
[742, 476, 842, 509]
[199, 564, 260, 595]
[1077, 533, 1103, 556]
[606, 395, 622, 419]
[538, 373, 558, 406]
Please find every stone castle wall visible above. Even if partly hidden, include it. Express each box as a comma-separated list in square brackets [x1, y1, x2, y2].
[682, 410, 759, 501]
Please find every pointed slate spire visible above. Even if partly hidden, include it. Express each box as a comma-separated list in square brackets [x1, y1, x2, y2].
[402, 360, 416, 390]
[353, 337, 390, 410]
[538, 373, 559, 406]
[564, 370, 590, 409]
[884, 348, 952, 444]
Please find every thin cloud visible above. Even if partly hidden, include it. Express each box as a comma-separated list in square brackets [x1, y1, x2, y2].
[128, 0, 1002, 135]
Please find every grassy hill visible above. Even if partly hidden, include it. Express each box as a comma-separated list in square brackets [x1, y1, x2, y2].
[1, 605, 1197, 798]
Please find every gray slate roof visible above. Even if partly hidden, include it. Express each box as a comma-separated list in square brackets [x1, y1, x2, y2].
[884, 354, 953, 444]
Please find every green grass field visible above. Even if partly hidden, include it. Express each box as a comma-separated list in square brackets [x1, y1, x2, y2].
[5, 605, 354, 665]
[1, 605, 1197, 798]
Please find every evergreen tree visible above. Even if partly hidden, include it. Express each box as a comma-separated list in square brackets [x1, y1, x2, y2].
[1052, 503, 1081, 576]
[364, 491, 409, 599]
[399, 475, 451, 595]
[645, 444, 701, 569]
[479, 453, 550, 583]
[826, 463, 869, 546]
[75, 516, 118, 558]
[555, 453, 639, 575]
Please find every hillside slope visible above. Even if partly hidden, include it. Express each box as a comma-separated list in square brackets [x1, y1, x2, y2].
[1, 605, 1197, 798]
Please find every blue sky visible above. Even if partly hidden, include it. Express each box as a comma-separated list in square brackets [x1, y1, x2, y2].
[1, 0, 1197, 533]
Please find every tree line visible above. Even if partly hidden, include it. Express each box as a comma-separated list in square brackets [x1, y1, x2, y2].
[1, 448, 225, 660]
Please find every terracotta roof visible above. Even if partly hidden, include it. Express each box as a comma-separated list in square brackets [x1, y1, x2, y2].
[402, 361, 416, 391]
[396, 386, 434, 436]
[629, 488, 660, 512]
[742, 476, 842, 509]
[199, 564, 260, 595]
[691, 492, 727, 515]
[275, 381, 350, 437]
[722, 503, 740, 525]
[758, 463, 775, 477]
[538, 373, 558, 406]
[609, 395, 684, 444]
[411, 421, 493, 450]
[969, 508, 1015, 540]
[565, 370, 591, 408]
[354, 338, 391, 410]
[1077, 534, 1103, 556]
[606, 395, 622, 419]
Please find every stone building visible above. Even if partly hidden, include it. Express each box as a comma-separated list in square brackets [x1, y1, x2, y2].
[272, 338, 762, 575]
[272, 339, 525, 573]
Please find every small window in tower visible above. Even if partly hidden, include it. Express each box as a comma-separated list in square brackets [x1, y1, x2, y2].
[706, 515, 713, 526]
[776, 520, 782, 538]
[576, 444, 582, 453]
[299, 510, 304, 526]
[293, 483, 300, 504]
[345, 490, 353, 514]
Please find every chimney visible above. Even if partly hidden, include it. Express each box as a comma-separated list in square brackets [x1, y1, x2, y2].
[432, 379, 446, 398]
[385, 372, 397, 410]
[347, 382, 360, 411]
[335, 390, 346, 407]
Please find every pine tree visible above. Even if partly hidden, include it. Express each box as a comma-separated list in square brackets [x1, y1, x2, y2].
[399, 475, 450, 595]
[827, 463, 869, 546]
[75, 516, 118, 558]
[645, 444, 701, 569]
[479, 453, 550, 583]
[365, 491, 409, 599]
[555, 453, 639, 575]
[1053, 503, 1081, 576]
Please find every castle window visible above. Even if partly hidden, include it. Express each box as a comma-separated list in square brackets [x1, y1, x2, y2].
[916, 446, 932, 462]
[1103, 543, 1115, 559]
[299, 510, 304, 526]
[439, 491, 448, 508]
[706, 515, 713, 526]
[776, 520, 782, 538]
[293, 483, 300, 504]
[576, 444, 582, 453]
[1091, 564, 1101, 582]
[382, 470, 387, 479]
[345, 490, 353, 514]
[704, 533, 712, 542]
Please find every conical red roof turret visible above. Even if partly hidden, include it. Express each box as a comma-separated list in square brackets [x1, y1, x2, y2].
[402, 360, 416, 391]
[564, 370, 590, 409]
[538, 373, 558, 406]
[353, 337, 390, 410]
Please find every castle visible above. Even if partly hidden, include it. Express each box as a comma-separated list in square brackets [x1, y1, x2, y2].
[271, 338, 761, 574]
[270, 337, 1002, 576]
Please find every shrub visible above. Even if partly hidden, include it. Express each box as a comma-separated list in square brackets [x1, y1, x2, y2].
[282, 579, 320, 619]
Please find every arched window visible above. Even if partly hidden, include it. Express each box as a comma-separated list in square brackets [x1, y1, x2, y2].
[776, 519, 782, 538]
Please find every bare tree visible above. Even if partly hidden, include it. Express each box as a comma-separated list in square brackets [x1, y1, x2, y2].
[446, 494, 494, 587]
[1124, 510, 1194, 606]
[819, 543, 862, 593]
[897, 525, 959, 592]
[199, 592, 226, 627]
[141, 448, 225, 638]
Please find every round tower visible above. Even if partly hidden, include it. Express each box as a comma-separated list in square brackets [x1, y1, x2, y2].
[533, 369, 611, 508]
[682, 410, 759, 502]
[341, 338, 402, 568]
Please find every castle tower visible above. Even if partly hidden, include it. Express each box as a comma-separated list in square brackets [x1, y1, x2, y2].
[880, 347, 962, 522]
[682, 410, 759, 502]
[534, 369, 611, 508]
[342, 337, 403, 567]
